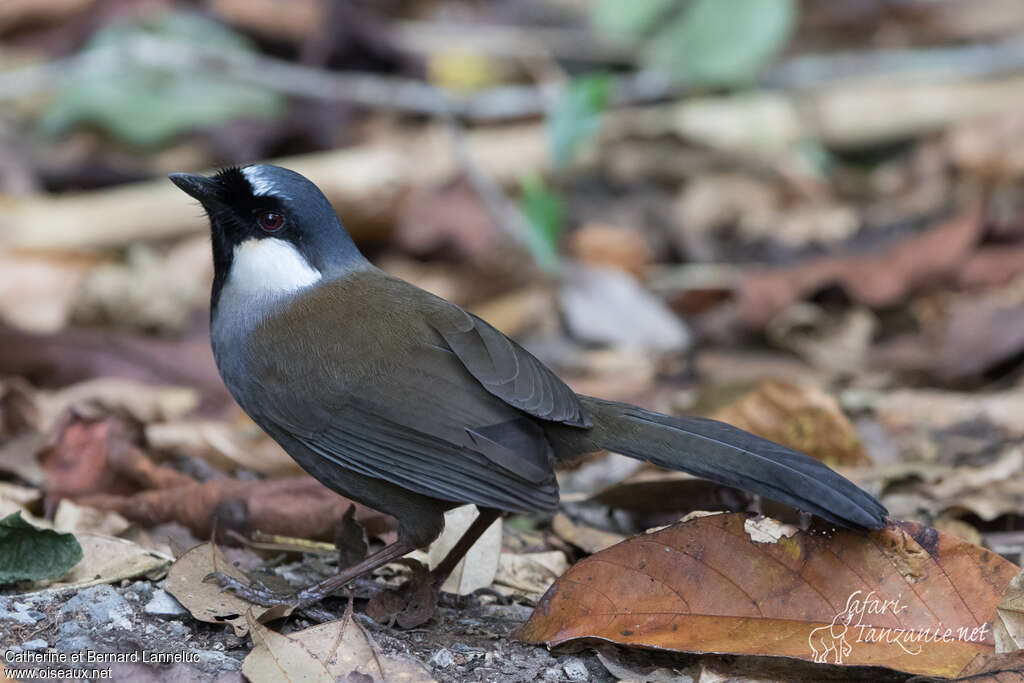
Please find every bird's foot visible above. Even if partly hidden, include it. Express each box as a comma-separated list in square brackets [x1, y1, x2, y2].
[365, 558, 438, 629]
[203, 571, 334, 609]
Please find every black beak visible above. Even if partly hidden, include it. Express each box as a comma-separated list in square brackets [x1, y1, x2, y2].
[168, 172, 222, 205]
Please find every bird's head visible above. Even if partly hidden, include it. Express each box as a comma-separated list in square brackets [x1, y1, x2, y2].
[169, 165, 366, 309]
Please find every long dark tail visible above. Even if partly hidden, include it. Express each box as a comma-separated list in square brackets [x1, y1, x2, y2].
[552, 396, 887, 529]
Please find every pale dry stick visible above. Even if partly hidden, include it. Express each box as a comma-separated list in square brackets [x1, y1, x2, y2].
[0, 123, 552, 250]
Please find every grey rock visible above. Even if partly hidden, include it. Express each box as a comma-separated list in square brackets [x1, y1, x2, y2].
[144, 589, 188, 619]
[430, 648, 455, 668]
[20, 639, 48, 652]
[54, 584, 136, 652]
[194, 650, 243, 673]
[562, 657, 589, 681]
[162, 620, 192, 639]
[58, 584, 134, 632]
[123, 581, 152, 603]
[0, 600, 46, 626]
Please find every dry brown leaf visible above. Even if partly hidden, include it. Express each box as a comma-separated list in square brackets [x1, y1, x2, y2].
[995, 569, 1024, 656]
[552, 512, 625, 554]
[424, 505, 502, 596]
[78, 476, 395, 543]
[0, 250, 98, 333]
[594, 649, 690, 683]
[559, 263, 691, 352]
[737, 204, 982, 327]
[53, 499, 132, 537]
[145, 419, 301, 477]
[0, 481, 40, 509]
[41, 379, 198, 426]
[874, 388, 1024, 440]
[494, 551, 567, 599]
[952, 650, 1024, 682]
[0, 0, 93, 33]
[242, 601, 435, 682]
[765, 305, 877, 374]
[591, 468, 756, 523]
[395, 180, 498, 264]
[73, 238, 212, 333]
[468, 286, 555, 339]
[31, 533, 172, 593]
[42, 416, 196, 507]
[568, 223, 653, 279]
[872, 296, 1024, 382]
[0, 378, 48, 486]
[0, 326, 228, 411]
[208, 0, 324, 42]
[947, 112, 1024, 177]
[521, 513, 1018, 677]
[165, 542, 289, 637]
[711, 379, 871, 467]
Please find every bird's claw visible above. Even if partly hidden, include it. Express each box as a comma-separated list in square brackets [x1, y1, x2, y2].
[202, 571, 298, 608]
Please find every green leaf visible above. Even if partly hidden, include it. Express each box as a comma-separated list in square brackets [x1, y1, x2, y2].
[649, 0, 795, 86]
[592, 0, 797, 87]
[548, 74, 611, 171]
[519, 175, 565, 271]
[0, 512, 83, 584]
[41, 11, 286, 147]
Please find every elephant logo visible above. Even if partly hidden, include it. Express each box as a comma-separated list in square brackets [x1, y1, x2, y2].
[808, 611, 854, 664]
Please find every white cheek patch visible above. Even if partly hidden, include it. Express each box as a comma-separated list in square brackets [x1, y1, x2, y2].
[226, 238, 321, 299]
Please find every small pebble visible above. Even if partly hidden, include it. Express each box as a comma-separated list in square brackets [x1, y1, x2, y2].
[144, 589, 189, 619]
[562, 657, 589, 682]
[21, 639, 48, 652]
[430, 648, 455, 668]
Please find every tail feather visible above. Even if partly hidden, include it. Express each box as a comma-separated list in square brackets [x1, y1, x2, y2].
[576, 397, 887, 529]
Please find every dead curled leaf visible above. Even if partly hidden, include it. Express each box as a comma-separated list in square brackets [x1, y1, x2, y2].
[365, 558, 437, 629]
[871, 295, 1024, 381]
[953, 650, 1024, 682]
[242, 600, 435, 682]
[42, 416, 195, 505]
[425, 504, 502, 596]
[520, 513, 1019, 678]
[165, 542, 290, 637]
[144, 418, 301, 477]
[710, 379, 871, 468]
[737, 203, 982, 327]
[77, 476, 395, 543]
[494, 551, 568, 599]
[552, 512, 625, 555]
[32, 533, 172, 593]
[0, 325, 228, 411]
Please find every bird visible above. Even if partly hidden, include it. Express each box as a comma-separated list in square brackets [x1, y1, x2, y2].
[169, 165, 887, 611]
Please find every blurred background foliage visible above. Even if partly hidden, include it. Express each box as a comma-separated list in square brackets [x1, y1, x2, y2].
[3, 0, 1024, 677]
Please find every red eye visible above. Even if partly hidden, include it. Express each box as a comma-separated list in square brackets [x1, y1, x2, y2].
[259, 212, 284, 232]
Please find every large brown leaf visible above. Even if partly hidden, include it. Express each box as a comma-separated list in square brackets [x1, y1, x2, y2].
[521, 513, 1019, 677]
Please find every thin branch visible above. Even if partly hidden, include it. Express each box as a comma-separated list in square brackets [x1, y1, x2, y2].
[0, 35, 677, 120]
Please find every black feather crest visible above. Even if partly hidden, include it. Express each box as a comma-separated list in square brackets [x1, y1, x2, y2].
[213, 166, 255, 204]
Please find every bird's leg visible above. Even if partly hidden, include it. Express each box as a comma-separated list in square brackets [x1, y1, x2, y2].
[205, 539, 418, 610]
[363, 508, 503, 627]
[430, 507, 501, 590]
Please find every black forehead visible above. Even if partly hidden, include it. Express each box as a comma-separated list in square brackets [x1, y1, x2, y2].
[213, 166, 284, 212]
